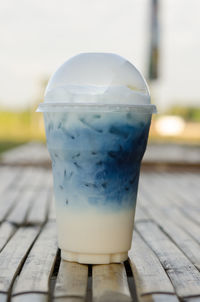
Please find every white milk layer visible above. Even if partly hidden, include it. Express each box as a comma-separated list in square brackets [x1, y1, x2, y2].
[56, 205, 135, 256]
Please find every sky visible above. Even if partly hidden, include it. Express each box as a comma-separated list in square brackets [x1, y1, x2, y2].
[0, 0, 200, 111]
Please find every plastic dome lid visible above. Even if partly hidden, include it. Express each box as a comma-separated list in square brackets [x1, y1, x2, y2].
[37, 53, 156, 113]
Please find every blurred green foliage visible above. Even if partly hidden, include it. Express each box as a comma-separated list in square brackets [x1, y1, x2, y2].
[167, 106, 200, 122]
[0, 110, 45, 142]
[0, 76, 48, 153]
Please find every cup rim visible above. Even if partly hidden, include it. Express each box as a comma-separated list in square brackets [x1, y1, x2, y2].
[36, 102, 157, 113]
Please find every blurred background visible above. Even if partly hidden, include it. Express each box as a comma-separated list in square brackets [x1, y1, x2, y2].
[0, 0, 200, 156]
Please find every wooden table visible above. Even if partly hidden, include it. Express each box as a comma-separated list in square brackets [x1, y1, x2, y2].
[0, 151, 200, 301]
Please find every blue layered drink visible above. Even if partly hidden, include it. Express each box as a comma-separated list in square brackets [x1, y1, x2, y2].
[38, 53, 156, 263]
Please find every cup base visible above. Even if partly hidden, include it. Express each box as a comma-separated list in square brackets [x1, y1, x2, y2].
[61, 250, 128, 264]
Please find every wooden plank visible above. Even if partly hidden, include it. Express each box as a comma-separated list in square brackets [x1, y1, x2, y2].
[46, 170, 53, 187]
[1, 143, 50, 165]
[143, 144, 200, 165]
[8, 168, 49, 192]
[156, 173, 199, 211]
[12, 293, 47, 302]
[12, 221, 57, 295]
[139, 181, 200, 246]
[0, 167, 20, 195]
[36, 169, 53, 191]
[92, 264, 132, 302]
[0, 169, 52, 225]
[163, 171, 200, 193]
[140, 172, 200, 229]
[54, 260, 88, 301]
[10, 168, 36, 191]
[0, 191, 21, 222]
[160, 173, 200, 219]
[161, 203, 200, 247]
[140, 294, 179, 302]
[136, 221, 200, 298]
[48, 195, 56, 221]
[26, 190, 50, 225]
[139, 178, 180, 213]
[23, 168, 51, 191]
[0, 293, 7, 302]
[136, 172, 200, 301]
[0, 226, 40, 293]
[168, 176, 200, 225]
[6, 190, 36, 225]
[184, 297, 200, 302]
[140, 172, 198, 212]
[129, 231, 175, 296]
[165, 174, 200, 228]
[138, 172, 200, 271]
[135, 205, 150, 222]
[137, 201, 200, 271]
[0, 222, 16, 251]
[7, 168, 52, 193]
[181, 206, 200, 226]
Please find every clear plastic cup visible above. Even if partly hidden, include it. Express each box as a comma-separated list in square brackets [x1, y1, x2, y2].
[37, 53, 156, 264]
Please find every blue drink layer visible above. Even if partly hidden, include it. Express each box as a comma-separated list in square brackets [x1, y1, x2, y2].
[44, 111, 151, 213]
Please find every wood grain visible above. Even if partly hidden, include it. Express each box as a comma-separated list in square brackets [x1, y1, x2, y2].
[48, 195, 56, 221]
[0, 190, 21, 222]
[135, 205, 150, 222]
[140, 294, 179, 302]
[139, 179, 200, 245]
[0, 293, 7, 302]
[11, 168, 37, 191]
[54, 260, 88, 301]
[6, 190, 36, 225]
[7, 168, 49, 193]
[12, 221, 57, 295]
[0, 167, 20, 195]
[137, 201, 200, 272]
[12, 293, 47, 302]
[136, 221, 200, 298]
[129, 231, 174, 296]
[0, 226, 40, 293]
[184, 297, 200, 302]
[92, 264, 132, 302]
[0, 222, 16, 251]
[26, 190, 50, 225]
[23, 168, 51, 191]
